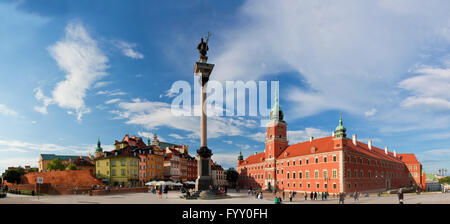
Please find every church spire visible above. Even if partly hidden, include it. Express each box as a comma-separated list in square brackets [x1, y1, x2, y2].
[335, 112, 347, 139]
[95, 138, 103, 152]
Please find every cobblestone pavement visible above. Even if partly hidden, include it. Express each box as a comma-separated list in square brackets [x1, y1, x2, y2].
[0, 191, 449, 204]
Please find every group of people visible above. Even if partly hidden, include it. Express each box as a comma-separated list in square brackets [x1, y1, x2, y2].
[1, 185, 8, 194]
[149, 186, 169, 199]
[303, 191, 329, 201]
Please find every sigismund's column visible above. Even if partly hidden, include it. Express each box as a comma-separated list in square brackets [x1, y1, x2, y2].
[194, 33, 214, 192]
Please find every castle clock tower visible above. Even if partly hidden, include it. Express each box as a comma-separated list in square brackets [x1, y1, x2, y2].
[264, 92, 288, 191]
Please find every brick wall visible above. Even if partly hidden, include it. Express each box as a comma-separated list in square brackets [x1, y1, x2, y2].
[21, 170, 104, 187]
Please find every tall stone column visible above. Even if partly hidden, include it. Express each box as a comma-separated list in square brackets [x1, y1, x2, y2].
[194, 35, 214, 192]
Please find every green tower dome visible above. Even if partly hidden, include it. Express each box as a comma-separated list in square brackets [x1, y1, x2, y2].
[95, 138, 103, 152]
[238, 150, 243, 161]
[335, 112, 347, 139]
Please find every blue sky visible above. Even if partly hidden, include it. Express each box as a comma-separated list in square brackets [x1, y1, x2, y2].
[0, 0, 449, 175]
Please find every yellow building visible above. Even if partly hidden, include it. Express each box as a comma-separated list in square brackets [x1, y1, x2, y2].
[95, 146, 139, 186]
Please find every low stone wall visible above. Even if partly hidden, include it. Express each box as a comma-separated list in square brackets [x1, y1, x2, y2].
[91, 187, 148, 196]
[4, 183, 50, 194]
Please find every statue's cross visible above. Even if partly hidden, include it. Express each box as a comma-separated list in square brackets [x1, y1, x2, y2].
[205, 32, 211, 44]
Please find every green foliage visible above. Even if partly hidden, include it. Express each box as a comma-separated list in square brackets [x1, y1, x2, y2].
[27, 168, 39, 173]
[439, 176, 450, 184]
[46, 158, 66, 171]
[226, 168, 239, 186]
[65, 164, 77, 170]
[2, 167, 25, 184]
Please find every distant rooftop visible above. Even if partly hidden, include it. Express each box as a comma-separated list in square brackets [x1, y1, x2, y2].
[40, 154, 88, 161]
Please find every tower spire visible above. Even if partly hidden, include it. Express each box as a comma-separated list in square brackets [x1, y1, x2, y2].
[270, 86, 284, 122]
[335, 112, 347, 139]
[95, 138, 103, 152]
[238, 150, 243, 161]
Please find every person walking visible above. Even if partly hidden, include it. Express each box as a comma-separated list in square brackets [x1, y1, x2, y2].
[354, 192, 359, 202]
[248, 189, 251, 197]
[310, 191, 313, 200]
[274, 196, 278, 204]
[158, 187, 162, 199]
[289, 192, 293, 202]
[314, 192, 317, 200]
[339, 193, 345, 204]
[282, 191, 285, 201]
[398, 190, 404, 204]
[304, 192, 307, 200]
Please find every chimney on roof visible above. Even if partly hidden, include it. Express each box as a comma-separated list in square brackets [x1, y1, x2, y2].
[310, 137, 314, 142]
[385, 146, 388, 155]
[352, 134, 357, 146]
[393, 149, 397, 157]
[368, 140, 372, 150]
[332, 131, 335, 137]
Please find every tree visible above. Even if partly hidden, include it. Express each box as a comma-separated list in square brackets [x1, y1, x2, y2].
[2, 167, 25, 184]
[226, 168, 239, 188]
[65, 164, 77, 170]
[439, 176, 450, 184]
[46, 158, 66, 171]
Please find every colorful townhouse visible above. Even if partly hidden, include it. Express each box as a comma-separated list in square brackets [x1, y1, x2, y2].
[95, 141, 139, 186]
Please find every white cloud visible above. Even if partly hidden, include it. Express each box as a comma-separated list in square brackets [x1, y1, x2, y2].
[236, 144, 251, 150]
[35, 21, 108, 121]
[169, 133, 184, 140]
[96, 89, 127, 96]
[211, 153, 238, 169]
[114, 98, 257, 139]
[399, 65, 450, 111]
[0, 104, 18, 117]
[93, 81, 113, 88]
[287, 127, 329, 143]
[247, 132, 266, 142]
[113, 40, 144, 59]
[213, 0, 450, 119]
[223, 140, 233, 144]
[105, 98, 121, 104]
[364, 108, 377, 117]
[137, 131, 166, 142]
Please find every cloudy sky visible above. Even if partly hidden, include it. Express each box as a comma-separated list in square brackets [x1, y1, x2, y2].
[0, 0, 449, 175]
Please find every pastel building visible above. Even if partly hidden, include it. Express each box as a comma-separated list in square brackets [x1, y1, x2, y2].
[95, 143, 139, 186]
[237, 96, 424, 194]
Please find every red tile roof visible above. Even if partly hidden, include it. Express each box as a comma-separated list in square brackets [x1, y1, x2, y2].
[277, 136, 335, 159]
[242, 152, 265, 165]
[345, 139, 403, 163]
[397, 153, 420, 164]
[241, 136, 406, 164]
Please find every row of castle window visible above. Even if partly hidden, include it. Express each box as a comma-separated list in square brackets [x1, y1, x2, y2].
[278, 155, 337, 167]
[344, 169, 406, 179]
[346, 155, 402, 169]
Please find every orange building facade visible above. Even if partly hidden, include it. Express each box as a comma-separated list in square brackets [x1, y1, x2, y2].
[237, 97, 424, 194]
